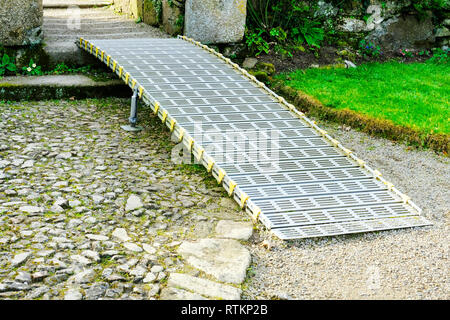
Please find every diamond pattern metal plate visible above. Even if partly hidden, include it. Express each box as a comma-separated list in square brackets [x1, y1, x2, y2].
[78, 37, 431, 240]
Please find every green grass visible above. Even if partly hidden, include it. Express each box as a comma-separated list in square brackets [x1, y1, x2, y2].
[276, 61, 450, 135]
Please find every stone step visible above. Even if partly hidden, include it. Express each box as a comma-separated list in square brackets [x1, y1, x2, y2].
[0, 74, 130, 101]
[44, 19, 132, 26]
[43, 8, 118, 19]
[177, 239, 251, 285]
[44, 26, 138, 33]
[42, 5, 169, 66]
[43, 0, 112, 9]
[44, 12, 127, 19]
[43, 41, 97, 66]
[45, 32, 150, 40]
[44, 15, 129, 21]
[159, 287, 207, 300]
[44, 26, 141, 32]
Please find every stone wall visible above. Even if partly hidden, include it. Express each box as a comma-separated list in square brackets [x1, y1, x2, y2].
[0, 0, 43, 46]
[184, 0, 247, 44]
[113, 0, 144, 20]
[325, 0, 449, 50]
[142, 0, 160, 26]
[436, 17, 450, 47]
[112, 0, 449, 48]
[113, 0, 247, 42]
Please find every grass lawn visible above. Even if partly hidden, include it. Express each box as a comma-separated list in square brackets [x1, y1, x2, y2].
[276, 61, 450, 136]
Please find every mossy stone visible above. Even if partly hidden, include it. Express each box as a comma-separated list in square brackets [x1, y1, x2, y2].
[2, 44, 50, 71]
[248, 70, 269, 83]
[254, 62, 275, 76]
[143, 0, 160, 26]
[337, 49, 357, 61]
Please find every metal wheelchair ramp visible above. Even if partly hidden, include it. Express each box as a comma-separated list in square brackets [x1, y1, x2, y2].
[78, 36, 431, 240]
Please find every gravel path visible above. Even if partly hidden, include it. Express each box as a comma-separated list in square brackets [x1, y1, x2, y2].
[242, 120, 449, 300]
[0, 99, 249, 300]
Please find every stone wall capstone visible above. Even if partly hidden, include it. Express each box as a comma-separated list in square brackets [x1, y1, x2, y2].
[184, 0, 247, 44]
[0, 0, 43, 46]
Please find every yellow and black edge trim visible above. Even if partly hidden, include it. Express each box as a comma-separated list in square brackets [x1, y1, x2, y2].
[77, 37, 423, 234]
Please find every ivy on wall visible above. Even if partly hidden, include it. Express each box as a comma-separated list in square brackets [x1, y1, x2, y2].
[147, 0, 163, 21]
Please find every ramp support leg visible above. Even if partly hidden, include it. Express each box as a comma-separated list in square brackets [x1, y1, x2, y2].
[121, 89, 143, 132]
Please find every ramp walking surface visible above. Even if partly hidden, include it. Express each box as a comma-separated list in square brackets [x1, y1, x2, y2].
[78, 36, 431, 240]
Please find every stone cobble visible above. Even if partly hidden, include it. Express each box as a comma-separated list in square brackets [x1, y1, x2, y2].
[0, 98, 252, 300]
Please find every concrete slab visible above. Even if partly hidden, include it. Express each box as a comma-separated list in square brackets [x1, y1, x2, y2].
[215, 220, 253, 241]
[178, 238, 251, 285]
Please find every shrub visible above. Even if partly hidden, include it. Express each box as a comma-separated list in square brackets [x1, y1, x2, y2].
[429, 47, 449, 63]
[245, 0, 327, 54]
[245, 28, 270, 56]
[358, 40, 381, 58]
[243, 0, 450, 56]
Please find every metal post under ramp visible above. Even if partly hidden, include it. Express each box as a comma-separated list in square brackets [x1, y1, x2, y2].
[121, 88, 143, 132]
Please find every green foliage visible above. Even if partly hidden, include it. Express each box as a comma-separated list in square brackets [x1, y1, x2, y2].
[269, 26, 287, 42]
[245, 28, 269, 56]
[175, 14, 184, 28]
[0, 54, 17, 76]
[244, 0, 449, 57]
[50, 63, 72, 74]
[358, 40, 381, 58]
[247, 0, 310, 32]
[49, 63, 94, 75]
[21, 59, 43, 76]
[399, 48, 414, 58]
[396, 47, 449, 63]
[45, 63, 116, 81]
[147, 0, 162, 21]
[274, 44, 293, 58]
[245, 0, 326, 55]
[410, 0, 449, 17]
[292, 20, 324, 48]
[418, 49, 431, 56]
[429, 47, 449, 63]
